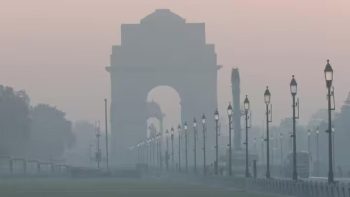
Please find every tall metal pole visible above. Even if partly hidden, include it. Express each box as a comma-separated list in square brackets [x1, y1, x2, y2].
[307, 130, 311, 154]
[159, 135, 162, 170]
[160, 133, 163, 171]
[137, 144, 140, 164]
[261, 136, 264, 165]
[324, 59, 335, 184]
[228, 115, 232, 176]
[316, 129, 320, 176]
[96, 125, 101, 169]
[149, 139, 152, 168]
[149, 140, 152, 168]
[193, 119, 197, 174]
[104, 99, 109, 170]
[185, 127, 188, 173]
[215, 118, 219, 175]
[327, 86, 334, 183]
[178, 126, 181, 172]
[156, 136, 159, 170]
[166, 131, 169, 171]
[171, 133, 174, 171]
[243, 95, 251, 178]
[292, 94, 297, 181]
[245, 110, 250, 177]
[266, 103, 270, 178]
[202, 119, 206, 176]
[280, 133, 283, 176]
[147, 140, 149, 167]
[153, 139, 155, 168]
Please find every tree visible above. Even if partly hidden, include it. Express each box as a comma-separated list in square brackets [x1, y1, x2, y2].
[29, 104, 75, 161]
[64, 121, 97, 166]
[0, 85, 30, 157]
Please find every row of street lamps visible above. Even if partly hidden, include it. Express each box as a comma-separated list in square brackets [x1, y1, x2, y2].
[134, 60, 336, 184]
[262, 60, 335, 183]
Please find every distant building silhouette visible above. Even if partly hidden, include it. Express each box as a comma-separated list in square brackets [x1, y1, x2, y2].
[106, 9, 220, 166]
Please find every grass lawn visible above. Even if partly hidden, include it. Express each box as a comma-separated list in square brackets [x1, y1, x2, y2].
[0, 177, 284, 197]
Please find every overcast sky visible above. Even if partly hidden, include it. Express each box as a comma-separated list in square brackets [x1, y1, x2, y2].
[1, 0, 349, 129]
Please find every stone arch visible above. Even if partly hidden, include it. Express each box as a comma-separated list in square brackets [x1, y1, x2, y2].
[107, 9, 219, 166]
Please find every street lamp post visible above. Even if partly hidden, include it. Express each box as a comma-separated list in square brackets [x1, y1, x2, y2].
[178, 124, 182, 172]
[154, 137, 158, 169]
[324, 59, 335, 184]
[280, 132, 284, 176]
[193, 118, 198, 174]
[141, 141, 145, 165]
[171, 128, 175, 170]
[157, 133, 161, 170]
[147, 138, 151, 167]
[264, 86, 272, 179]
[95, 124, 101, 169]
[137, 143, 140, 165]
[307, 129, 311, 155]
[149, 138, 153, 168]
[290, 75, 299, 181]
[244, 95, 251, 178]
[227, 103, 233, 176]
[165, 129, 169, 171]
[214, 109, 219, 175]
[316, 127, 320, 176]
[152, 137, 155, 167]
[145, 140, 148, 167]
[104, 99, 109, 171]
[202, 114, 207, 176]
[184, 122, 188, 173]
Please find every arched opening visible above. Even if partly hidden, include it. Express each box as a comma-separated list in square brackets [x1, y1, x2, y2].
[146, 86, 181, 137]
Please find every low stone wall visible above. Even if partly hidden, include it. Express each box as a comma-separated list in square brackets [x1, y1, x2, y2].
[246, 178, 350, 197]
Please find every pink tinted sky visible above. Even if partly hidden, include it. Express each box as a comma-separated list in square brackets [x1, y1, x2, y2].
[0, 0, 349, 127]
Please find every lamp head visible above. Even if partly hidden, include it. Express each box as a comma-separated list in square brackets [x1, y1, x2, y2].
[214, 109, 219, 120]
[324, 59, 333, 88]
[244, 95, 250, 111]
[290, 75, 298, 95]
[264, 86, 271, 104]
[227, 103, 233, 116]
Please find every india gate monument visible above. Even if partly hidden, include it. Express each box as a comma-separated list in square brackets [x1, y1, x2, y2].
[107, 9, 219, 167]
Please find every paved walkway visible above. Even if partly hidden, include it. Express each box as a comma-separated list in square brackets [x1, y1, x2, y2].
[0, 177, 288, 197]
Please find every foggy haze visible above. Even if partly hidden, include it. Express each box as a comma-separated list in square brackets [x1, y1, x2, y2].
[2, 1, 350, 197]
[1, 0, 349, 127]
